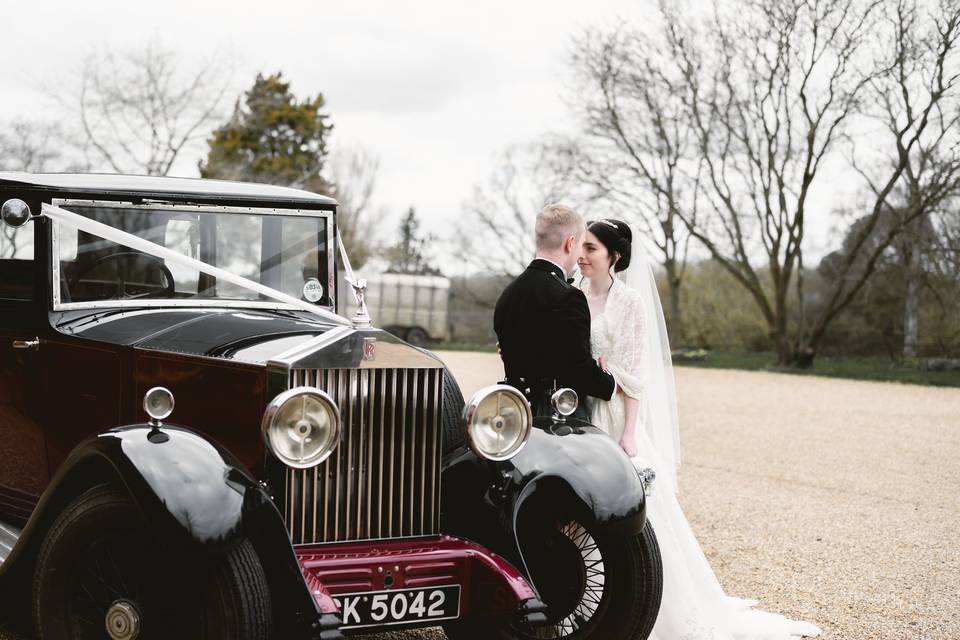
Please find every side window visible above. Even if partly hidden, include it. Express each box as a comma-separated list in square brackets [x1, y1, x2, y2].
[0, 223, 35, 300]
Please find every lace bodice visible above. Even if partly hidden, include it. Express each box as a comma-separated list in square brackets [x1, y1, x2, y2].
[589, 279, 649, 398]
[587, 279, 649, 445]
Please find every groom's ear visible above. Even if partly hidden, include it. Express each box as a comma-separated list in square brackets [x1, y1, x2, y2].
[564, 235, 577, 254]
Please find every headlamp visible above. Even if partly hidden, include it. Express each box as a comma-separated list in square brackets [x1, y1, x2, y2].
[463, 384, 533, 461]
[262, 387, 341, 469]
[550, 388, 579, 418]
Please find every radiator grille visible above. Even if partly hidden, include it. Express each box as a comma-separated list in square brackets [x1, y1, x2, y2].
[282, 368, 443, 544]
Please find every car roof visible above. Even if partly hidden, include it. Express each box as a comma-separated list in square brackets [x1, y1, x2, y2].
[0, 172, 338, 207]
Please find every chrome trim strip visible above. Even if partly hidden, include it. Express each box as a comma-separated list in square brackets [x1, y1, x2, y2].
[52, 198, 335, 218]
[388, 370, 397, 538]
[356, 368, 366, 538]
[378, 369, 386, 539]
[0, 522, 21, 540]
[324, 368, 334, 542]
[300, 467, 307, 543]
[335, 369, 344, 540]
[347, 369, 356, 539]
[398, 369, 407, 539]
[269, 326, 355, 371]
[54, 299, 319, 313]
[409, 368, 418, 535]
[429, 369, 439, 533]
[287, 466, 295, 539]
[366, 368, 375, 537]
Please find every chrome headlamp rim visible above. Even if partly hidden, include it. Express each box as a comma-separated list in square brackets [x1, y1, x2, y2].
[550, 387, 579, 417]
[261, 386, 341, 469]
[463, 384, 533, 462]
[143, 386, 175, 422]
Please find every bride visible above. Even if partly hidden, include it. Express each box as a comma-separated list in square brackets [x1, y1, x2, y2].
[577, 218, 821, 640]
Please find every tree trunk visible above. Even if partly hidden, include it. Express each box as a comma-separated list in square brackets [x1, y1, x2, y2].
[664, 260, 683, 346]
[903, 266, 920, 359]
[771, 324, 793, 366]
[771, 283, 795, 367]
[668, 281, 682, 347]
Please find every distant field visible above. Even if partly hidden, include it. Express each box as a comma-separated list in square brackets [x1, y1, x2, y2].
[443, 342, 960, 387]
[675, 350, 960, 387]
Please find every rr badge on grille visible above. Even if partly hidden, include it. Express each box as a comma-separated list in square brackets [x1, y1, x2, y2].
[363, 337, 377, 361]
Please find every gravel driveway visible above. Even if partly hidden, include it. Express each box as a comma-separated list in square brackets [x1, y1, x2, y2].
[4, 353, 957, 639]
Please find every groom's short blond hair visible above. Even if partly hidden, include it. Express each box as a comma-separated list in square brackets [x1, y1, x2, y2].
[535, 203, 584, 251]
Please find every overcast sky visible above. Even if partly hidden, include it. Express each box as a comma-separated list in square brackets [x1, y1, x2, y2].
[1, 1, 656, 257]
[2, 0, 852, 273]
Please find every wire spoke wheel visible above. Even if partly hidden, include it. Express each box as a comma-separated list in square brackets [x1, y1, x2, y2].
[444, 518, 661, 640]
[536, 521, 605, 639]
[519, 519, 661, 640]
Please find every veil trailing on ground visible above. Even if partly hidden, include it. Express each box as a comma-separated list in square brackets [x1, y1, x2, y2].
[619, 230, 682, 491]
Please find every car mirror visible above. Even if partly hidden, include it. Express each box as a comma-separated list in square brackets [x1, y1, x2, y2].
[1, 199, 32, 228]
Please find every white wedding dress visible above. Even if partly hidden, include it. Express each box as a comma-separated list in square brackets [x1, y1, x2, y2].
[588, 276, 821, 640]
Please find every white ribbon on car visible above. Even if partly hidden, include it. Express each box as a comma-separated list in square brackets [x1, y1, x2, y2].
[41, 203, 351, 326]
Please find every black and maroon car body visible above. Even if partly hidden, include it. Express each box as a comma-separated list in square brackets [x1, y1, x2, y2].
[0, 173, 660, 640]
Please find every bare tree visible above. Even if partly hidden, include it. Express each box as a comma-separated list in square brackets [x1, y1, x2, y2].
[808, 0, 960, 364]
[609, 0, 960, 366]
[0, 119, 69, 257]
[933, 202, 960, 277]
[457, 141, 589, 280]
[0, 119, 66, 172]
[327, 147, 383, 269]
[651, 0, 891, 366]
[60, 39, 232, 176]
[819, 200, 944, 359]
[569, 24, 701, 343]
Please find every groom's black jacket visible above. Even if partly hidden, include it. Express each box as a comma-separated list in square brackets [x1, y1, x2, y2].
[494, 259, 615, 409]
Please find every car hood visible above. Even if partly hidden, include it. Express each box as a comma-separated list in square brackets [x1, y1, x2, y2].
[54, 308, 334, 364]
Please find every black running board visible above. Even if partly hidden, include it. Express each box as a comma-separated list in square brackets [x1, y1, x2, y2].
[0, 520, 21, 567]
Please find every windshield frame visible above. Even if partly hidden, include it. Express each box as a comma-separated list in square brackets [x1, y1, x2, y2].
[50, 198, 337, 314]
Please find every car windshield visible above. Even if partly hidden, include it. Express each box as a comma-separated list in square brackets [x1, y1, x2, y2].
[54, 203, 332, 308]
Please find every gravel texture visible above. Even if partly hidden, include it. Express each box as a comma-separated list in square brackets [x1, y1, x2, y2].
[3, 353, 957, 639]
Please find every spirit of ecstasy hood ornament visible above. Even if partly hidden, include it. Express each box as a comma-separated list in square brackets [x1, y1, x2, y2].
[349, 277, 372, 329]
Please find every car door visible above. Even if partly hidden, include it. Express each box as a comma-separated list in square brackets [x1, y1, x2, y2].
[0, 215, 48, 524]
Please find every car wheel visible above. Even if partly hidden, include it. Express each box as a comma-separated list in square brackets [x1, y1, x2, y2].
[406, 327, 430, 346]
[33, 484, 272, 640]
[445, 520, 662, 640]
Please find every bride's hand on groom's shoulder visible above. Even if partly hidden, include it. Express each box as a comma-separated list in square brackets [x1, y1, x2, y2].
[619, 434, 638, 458]
[598, 355, 609, 372]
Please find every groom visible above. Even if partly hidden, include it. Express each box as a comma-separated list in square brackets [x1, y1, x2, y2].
[494, 203, 615, 420]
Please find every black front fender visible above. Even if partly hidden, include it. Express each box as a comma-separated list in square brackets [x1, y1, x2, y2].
[1, 424, 325, 637]
[508, 420, 647, 534]
[442, 418, 646, 590]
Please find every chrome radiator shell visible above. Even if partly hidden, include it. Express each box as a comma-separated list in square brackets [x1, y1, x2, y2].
[281, 366, 444, 544]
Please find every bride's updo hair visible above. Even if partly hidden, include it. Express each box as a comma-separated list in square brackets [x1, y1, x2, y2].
[587, 219, 632, 272]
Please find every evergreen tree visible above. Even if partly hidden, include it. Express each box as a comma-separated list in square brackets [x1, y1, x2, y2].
[386, 207, 440, 276]
[200, 72, 333, 193]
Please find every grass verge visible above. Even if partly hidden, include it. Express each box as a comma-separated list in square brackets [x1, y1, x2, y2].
[675, 351, 960, 387]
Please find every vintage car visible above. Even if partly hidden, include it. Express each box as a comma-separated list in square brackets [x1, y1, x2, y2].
[0, 172, 662, 640]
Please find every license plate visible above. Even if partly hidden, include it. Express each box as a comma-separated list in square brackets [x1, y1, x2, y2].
[332, 585, 461, 629]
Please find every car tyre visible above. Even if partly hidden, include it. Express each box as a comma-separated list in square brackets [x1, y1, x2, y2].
[441, 367, 467, 452]
[33, 484, 272, 640]
[444, 520, 662, 640]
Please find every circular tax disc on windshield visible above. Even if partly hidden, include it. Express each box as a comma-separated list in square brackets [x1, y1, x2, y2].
[302, 278, 324, 302]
